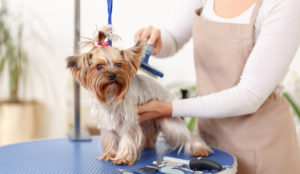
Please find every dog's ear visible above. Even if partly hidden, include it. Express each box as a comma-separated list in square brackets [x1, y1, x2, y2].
[66, 55, 79, 68]
[120, 39, 146, 72]
[66, 52, 92, 88]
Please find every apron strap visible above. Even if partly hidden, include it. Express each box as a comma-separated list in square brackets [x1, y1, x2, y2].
[250, 0, 263, 26]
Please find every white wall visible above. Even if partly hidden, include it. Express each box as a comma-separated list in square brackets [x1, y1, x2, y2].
[2, 0, 299, 138]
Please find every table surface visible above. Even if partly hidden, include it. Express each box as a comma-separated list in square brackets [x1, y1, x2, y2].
[0, 137, 236, 174]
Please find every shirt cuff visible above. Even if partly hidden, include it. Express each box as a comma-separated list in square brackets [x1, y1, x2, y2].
[171, 99, 185, 117]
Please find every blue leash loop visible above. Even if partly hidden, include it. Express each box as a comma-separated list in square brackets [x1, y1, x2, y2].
[107, 0, 113, 46]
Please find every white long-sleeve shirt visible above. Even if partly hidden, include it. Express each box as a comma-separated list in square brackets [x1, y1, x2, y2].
[156, 0, 300, 118]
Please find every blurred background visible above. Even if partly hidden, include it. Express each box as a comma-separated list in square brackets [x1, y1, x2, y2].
[0, 0, 299, 145]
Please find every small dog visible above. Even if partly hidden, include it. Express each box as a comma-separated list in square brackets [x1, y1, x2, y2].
[66, 26, 212, 166]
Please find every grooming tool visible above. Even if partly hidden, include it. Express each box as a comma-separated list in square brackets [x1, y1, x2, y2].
[140, 45, 164, 78]
[153, 160, 194, 173]
[117, 165, 159, 174]
[153, 161, 164, 167]
[163, 156, 223, 171]
[159, 166, 185, 174]
[117, 168, 135, 174]
[137, 165, 159, 174]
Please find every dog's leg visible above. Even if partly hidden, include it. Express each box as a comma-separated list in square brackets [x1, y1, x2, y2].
[186, 132, 213, 157]
[112, 125, 144, 166]
[141, 121, 159, 150]
[159, 118, 212, 156]
[98, 129, 119, 161]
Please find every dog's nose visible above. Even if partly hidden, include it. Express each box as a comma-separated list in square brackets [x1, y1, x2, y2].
[109, 74, 116, 81]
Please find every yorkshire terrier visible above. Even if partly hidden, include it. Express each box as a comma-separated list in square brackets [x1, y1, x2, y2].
[66, 26, 212, 166]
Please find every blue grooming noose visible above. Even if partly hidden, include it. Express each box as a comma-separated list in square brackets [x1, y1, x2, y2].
[106, 0, 164, 78]
[107, 0, 113, 46]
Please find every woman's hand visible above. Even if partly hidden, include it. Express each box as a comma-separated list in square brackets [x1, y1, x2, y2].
[138, 100, 172, 123]
[134, 26, 162, 55]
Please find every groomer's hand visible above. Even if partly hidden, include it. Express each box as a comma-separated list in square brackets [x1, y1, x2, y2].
[138, 100, 172, 123]
[134, 26, 162, 55]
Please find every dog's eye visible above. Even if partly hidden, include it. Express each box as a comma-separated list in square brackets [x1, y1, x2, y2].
[115, 63, 122, 68]
[96, 64, 102, 70]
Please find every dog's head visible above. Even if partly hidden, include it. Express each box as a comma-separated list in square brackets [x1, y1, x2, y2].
[66, 26, 146, 103]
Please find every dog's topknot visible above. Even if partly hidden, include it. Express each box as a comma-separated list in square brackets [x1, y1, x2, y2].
[80, 25, 121, 51]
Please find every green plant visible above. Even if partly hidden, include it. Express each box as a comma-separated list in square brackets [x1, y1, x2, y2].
[188, 117, 196, 131]
[283, 92, 300, 119]
[0, 0, 28, 103]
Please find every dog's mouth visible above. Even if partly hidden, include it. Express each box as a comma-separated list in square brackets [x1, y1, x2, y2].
[109, 80, 119, 85]
[94, 74, 130, 103]
[101, 80, 125, 102]
[101, 78, 121, 88]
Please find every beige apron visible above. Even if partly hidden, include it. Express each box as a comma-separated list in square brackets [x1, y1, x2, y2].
[193, 0, 300, 173]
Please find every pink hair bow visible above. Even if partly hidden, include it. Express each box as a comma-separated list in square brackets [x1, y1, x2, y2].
[95, 40, 110, 48]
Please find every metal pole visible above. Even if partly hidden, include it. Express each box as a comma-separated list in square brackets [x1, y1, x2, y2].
[69, 0, 91, 141]
[74, 0, 81, 138]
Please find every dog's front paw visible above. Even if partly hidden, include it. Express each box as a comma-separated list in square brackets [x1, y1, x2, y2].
[192, 145, 213, 157]
[98, 152, 116, 161]
[112, 157, 135, 166]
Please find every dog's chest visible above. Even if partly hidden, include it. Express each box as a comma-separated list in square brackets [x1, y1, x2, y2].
[92, 75, 172, 130]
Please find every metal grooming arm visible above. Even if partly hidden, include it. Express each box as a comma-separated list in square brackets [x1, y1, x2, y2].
[69, 0, 91, 141]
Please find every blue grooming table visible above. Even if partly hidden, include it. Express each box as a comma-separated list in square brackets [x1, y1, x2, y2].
[0, 137, 236, 174]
